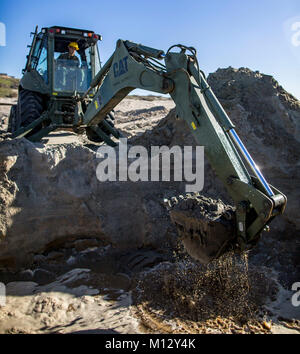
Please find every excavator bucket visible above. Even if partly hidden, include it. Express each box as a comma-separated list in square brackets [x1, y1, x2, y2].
[168, 195, 237, 264]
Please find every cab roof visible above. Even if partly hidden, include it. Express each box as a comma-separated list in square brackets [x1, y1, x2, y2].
[49, 26, 95, 34]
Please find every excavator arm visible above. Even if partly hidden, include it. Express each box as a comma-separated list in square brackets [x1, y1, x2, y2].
[81, 39, 287, 262]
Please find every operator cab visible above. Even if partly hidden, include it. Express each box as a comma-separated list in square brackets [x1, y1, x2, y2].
[25, 26, 102, 95]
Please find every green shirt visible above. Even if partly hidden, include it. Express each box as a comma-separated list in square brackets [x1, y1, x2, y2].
[57, 53, 80, 66]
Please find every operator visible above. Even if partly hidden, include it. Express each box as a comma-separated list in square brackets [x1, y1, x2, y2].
[57, 42, 80, 66]
[56, 41, 83, 90]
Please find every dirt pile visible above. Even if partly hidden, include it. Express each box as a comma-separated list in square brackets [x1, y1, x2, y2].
[208, 67, 300, 143]
[208, 68, 300, 237]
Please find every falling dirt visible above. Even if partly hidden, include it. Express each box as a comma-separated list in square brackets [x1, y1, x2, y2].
[132, 253, 279, 334]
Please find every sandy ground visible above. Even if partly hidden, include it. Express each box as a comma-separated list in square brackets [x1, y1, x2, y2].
[0, 251, 299, 334]
[0, 97, 15, 128]
[0, 268, 140, 334]
[0, 96, 299, 335]
[114, 98, 175, 138]
[0, 96, 175, 145]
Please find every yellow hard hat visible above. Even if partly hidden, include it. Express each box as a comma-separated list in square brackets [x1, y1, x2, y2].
[68, 42, 79, 50]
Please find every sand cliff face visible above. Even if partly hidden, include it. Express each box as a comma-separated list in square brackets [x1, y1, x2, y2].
[0, 138, 184, 268]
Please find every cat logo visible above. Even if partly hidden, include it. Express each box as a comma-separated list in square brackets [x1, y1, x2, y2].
[113, 56, 129, 78]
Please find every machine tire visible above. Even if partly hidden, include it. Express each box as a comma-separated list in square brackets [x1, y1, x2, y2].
[7, 105, 18, 133]
[19, 89, 44, 127]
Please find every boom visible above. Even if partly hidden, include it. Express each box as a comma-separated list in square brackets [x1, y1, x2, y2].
[81, 39, 287, 262]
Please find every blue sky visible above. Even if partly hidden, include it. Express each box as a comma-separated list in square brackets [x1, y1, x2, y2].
[0, 0, 300, 98]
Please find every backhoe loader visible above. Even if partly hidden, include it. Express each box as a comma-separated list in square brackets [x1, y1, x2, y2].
[7, 26, 287, 263]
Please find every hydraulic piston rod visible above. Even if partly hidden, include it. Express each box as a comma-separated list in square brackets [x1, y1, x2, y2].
[228, 128, 274, 197]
